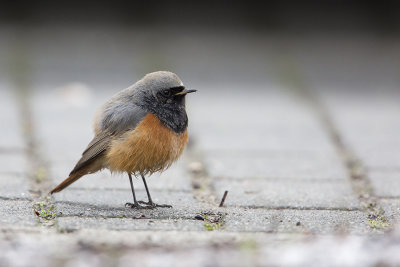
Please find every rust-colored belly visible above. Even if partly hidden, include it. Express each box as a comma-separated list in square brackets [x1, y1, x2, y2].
[106, 113, 188, 175]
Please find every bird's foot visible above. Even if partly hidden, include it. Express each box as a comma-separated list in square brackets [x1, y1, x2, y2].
[125, 202, 154, 209]
[138, 200, 172, 209]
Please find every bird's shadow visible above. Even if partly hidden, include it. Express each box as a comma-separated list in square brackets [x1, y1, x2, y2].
[55, 200, 202, 220]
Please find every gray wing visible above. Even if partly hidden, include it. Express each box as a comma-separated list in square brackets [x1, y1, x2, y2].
[70, 102, 148, 175]
[69, 130, 113, 175]
[100, 102, 148, 134]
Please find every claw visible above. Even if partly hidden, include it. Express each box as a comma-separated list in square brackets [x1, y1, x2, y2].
[138, 201, 172, 208]
[125, 202, 153, 209]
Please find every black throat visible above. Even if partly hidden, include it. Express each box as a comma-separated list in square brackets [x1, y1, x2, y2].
[140, 96, 188, 134]
[154, 107, 188, 134]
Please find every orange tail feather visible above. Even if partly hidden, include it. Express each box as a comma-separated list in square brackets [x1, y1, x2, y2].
[50, 171, 85, 194]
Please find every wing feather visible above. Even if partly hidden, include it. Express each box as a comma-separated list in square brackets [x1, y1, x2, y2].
[69, 131, 112, 175]
[70, 102, 148, 175]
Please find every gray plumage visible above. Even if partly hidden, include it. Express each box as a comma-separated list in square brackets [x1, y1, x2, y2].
[101, 103, 148, 134]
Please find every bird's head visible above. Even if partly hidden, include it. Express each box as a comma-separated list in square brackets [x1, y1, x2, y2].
[140, 71, 196, 109]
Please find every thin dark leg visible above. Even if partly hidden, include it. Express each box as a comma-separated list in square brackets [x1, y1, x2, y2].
[141, 174, 153, 204]
[138, 174, 172, 208]
[125, 173, 150, 209]
[129, 173, 138, 203]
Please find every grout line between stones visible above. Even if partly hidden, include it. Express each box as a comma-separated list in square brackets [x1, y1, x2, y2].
[229, 205, 361, 211]
[186, 145, 217, 205]
[56, 214, 203, 220]
[0, 196, 32, 201]
[185, 142, 227, 230]
[9, 36, 57, 228]
[275, 54, 390, 231]
[378, 196, 400, 200]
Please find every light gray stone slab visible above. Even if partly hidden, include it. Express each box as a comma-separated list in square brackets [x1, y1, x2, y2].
[55, 201, 202, 220]
[214, 178, 359, 209]
[0, 85, 24, 149]
[0, 174, 31, 200]
[57, 217, 205, 232]
[380, 199, 400, 225]
[31, 87, 102, 162]
[0, 153, 28, 175]
[189, 88, 336, 153]
[369, 171, 400, 198]
[204, 151, 347, 180]
[223, 208, 370, 234]
[191, 125, 334, 152]
[0, 200, 36, 228]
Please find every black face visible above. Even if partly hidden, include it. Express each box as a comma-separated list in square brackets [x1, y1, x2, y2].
[156, 86, 186, 106]
[140, 85, 189, 134]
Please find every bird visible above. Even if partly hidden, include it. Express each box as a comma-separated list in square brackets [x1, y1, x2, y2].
[50, 71, 196, 209]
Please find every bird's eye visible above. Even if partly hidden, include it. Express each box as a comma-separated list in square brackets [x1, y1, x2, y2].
[161, 89, 171, 97]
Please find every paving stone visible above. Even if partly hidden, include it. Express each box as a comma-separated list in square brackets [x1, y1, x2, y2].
[0, 85, 24, 149]
[204, 151, 347, 180]
[190, 122, 334, 153]
[55, 202, 198, 220]
[0, 174, 31, 200]
[189, 88, 336, 152]
[0, 200, 36, 228]
[0, 153, 28, 175]
[32, 89, 100, 162]
[380, 199, 400, 225]
[31, 85, 113, 159]
[369, 171, 400, 198]
[214, 179, 359, 209]
[363, 150, 400, 169]
[57, 217, 205, 231]
[223, 208, 370, 234]
[116, 245, 260, 267]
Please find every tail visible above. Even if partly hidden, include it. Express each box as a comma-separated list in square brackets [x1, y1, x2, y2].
[50, 171, 85, 194]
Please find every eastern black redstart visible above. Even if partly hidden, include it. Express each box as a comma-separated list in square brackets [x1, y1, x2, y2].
[50, 71, 196, 209]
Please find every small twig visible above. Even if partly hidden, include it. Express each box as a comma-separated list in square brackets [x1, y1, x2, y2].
[219, 190, 228, 207]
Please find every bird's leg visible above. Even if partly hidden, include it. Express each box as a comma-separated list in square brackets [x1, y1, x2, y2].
[125, 173, 151, 209]
[138, 174, 172, 208]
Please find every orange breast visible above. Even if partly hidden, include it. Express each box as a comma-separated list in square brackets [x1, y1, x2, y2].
[106, 113, 188, 175]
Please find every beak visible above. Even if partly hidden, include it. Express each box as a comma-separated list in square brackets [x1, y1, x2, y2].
[174, 89, 197, 96]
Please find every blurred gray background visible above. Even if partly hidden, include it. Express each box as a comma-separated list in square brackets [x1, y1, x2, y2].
[2, 0, 400, 90]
